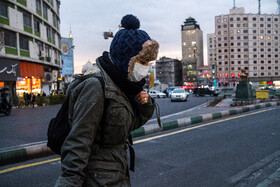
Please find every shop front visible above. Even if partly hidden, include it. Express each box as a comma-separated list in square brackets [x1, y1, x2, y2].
[16, 61, 44, 97]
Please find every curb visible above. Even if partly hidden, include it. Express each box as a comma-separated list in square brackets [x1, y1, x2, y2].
[1, 101, 279, 167]
[0, 142, 54, 166]
[131, 101, 280, 138]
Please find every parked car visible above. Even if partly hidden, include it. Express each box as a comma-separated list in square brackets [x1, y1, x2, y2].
[193, 88, 218, 96]
[170, 88, 188, 102]
[148, 90, 167, 98]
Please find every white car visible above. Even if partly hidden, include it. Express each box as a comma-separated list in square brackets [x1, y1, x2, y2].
[170, 88, 188, 102]
[148, 90, 167, 98]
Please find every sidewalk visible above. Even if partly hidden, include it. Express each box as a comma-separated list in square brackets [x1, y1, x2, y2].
[1, 99, 280, 167]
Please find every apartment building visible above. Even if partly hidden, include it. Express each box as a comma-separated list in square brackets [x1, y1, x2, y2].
[210, 7, 280, 87]
[155, 57, 182, 86]
[0, 0, 61, 96]
[181, 17, 204, 86]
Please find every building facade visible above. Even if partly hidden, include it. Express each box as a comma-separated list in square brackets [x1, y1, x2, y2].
[210, 7, 280, 87]
[155, 57, 182, 86]
[0, 0, 61, 96]
[207, 33, 217, 79]
[181, 17, 204, 86]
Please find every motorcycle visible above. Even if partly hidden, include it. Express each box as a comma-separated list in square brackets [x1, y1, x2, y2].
[0, 87, 12, 116]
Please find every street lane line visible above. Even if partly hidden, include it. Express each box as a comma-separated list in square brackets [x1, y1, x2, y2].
[0, 158, 60, 174]
[134, 107, 276, 144]
[0, 107, 276, 174]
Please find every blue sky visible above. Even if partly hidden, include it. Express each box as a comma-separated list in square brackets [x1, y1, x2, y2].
[59, 0, 278, 73]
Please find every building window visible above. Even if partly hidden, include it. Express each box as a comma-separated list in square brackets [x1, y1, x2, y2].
[253, 48, 257, 52]
[260, 48, 264, 52]
[244, 48, 248, 52]
[0, 1, 8, 18]
[4, 29, 17, 48]
[223, 24, 227, 28]
[253, 36, 257, 39]
[230, 17, 233, 21]
[243, 17, 248, 21]
[253, 60, 257, 64]
[19, 34, 29, 51]
[237, 17, 240, 21]
[253, 30, 257, 33]
[253, 23, 257, 27]
[253, 17, 256, 21]
[46, 25, 51, 38]
[36, 0, 41, 12]
[261, 67, 264, 70]
[45, 45, 50, 57]
[267, 24, 271, 27]
[267, 18, 271, 21]
[23, 11, 31, 28]
[230, 24, 234, 27]
[34, 17, 40, 32]
[268, 60, 271, 64]
[43, 3, 48, 18]
[275, 18, 278, 21]
[253, 67, 257, 70]
[260, 24, 264, 27]
[276, 72, 279, 76]
[260, 17, 264, 21]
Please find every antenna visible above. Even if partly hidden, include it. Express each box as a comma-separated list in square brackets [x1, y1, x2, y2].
[277, 0, 280, 14]
[233, 0, 236, 9]
[258, 0, 261, 14]
[69, 24, 73, 38]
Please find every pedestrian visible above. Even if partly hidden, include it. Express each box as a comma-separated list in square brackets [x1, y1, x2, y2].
[55, 14, 159, 187]
[42, 91, 46, 97]
[30, 93, 36, 108]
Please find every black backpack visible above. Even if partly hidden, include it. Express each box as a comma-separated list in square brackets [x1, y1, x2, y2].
[47, 75, 105, 155]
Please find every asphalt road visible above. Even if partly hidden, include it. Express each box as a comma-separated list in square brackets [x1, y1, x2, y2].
[0, 95, 215, 148]
[0, 106, 279, 187]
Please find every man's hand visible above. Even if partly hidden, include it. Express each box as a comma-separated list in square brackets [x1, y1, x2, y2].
[135, 91, 150, 105]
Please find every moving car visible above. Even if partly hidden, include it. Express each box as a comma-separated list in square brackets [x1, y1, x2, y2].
[170, 88, 188, 102]
[148, 90, 167, 98]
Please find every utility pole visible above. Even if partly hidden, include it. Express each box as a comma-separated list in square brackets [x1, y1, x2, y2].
[258, 0, 261, 14]
[277, 0, 280, 14]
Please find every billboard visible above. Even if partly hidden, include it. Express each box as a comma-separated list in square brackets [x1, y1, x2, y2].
[61, 37, 74, 75]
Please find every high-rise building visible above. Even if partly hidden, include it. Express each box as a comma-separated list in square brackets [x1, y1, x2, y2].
[209, 7, 280, 87]
[181, 17, 204, 86]
[156, 57, 182, 86]
[207, 33, 217, 79]
[0, 0, 61, 96]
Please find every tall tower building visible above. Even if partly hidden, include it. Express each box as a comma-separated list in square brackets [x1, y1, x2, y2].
[210, 7, 280, 87]
[181, 17, 204, 86]
[0, 0, 61, 96]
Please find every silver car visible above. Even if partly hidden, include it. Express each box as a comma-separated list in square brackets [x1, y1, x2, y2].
[148, 90, 167, 99]
[170, 89, 188, 102]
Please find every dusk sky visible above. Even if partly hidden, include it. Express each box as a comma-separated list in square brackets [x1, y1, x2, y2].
[59, 0, 278, 73]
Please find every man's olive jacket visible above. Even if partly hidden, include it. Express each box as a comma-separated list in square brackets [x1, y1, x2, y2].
[55, 60, 155, 187]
